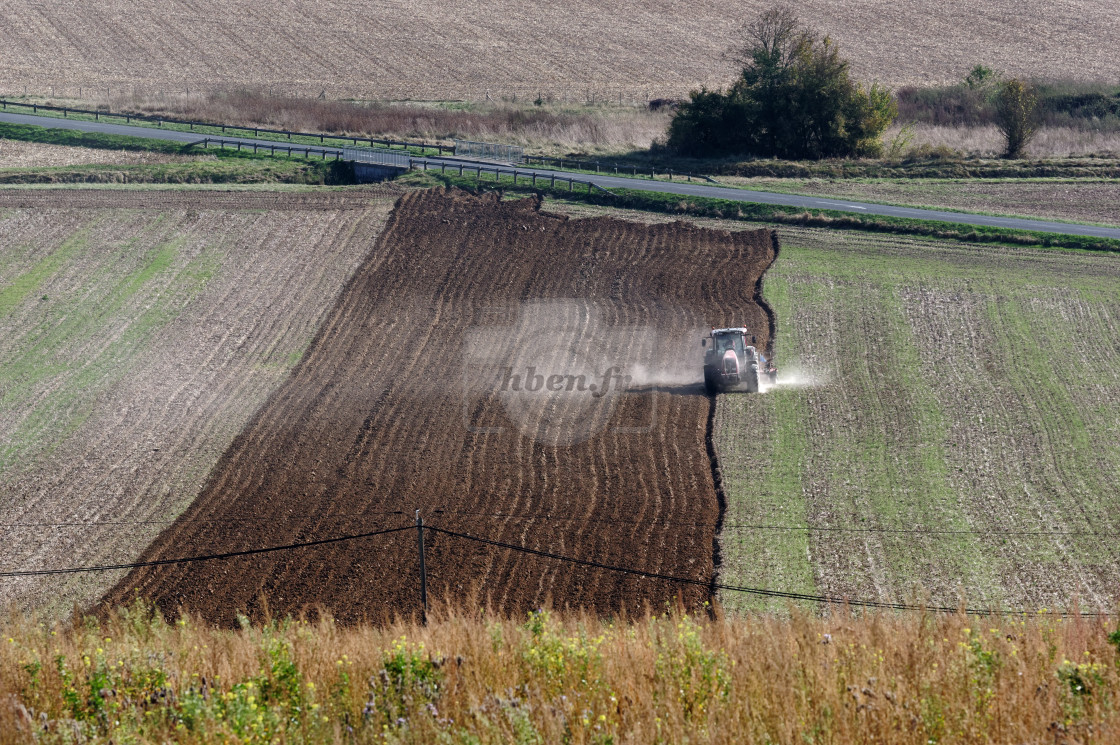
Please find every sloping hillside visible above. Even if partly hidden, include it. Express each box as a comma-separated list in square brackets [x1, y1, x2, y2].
[0, 0, 1117, 100]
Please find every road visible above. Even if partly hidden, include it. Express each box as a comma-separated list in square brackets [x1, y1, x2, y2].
[3, 110, 1119, 241]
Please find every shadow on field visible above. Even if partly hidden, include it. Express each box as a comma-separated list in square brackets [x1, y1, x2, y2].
[625, 382, 707, 396]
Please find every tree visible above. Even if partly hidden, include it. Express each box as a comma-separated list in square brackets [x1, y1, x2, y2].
[668, 6, 896, 159]
[964, 64, 998, 90]
[994, 78, 1038, 158]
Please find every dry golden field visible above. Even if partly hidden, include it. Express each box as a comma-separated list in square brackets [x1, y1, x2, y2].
[1, 0, 1118, 101]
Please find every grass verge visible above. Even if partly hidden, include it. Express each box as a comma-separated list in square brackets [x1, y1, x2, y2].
[0, 123, 354, 185]
[0, 121, 191, 155]
[716, 177, 1120, 229]
[405, 170, 1120, 253]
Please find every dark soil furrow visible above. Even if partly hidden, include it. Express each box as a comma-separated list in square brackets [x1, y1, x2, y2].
[101, 188, 776, 624]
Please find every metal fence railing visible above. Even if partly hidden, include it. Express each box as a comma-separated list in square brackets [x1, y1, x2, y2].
[0, 98, 453, 155]
[521, 154, 719, 183]
[197, 138, 341, 160]
[413, 159, 612, 196]
[453, 139, 524, 164]
[342, 146, 412, 169]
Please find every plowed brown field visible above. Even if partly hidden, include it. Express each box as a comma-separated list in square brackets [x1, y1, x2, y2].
[103, 188, 777, 624]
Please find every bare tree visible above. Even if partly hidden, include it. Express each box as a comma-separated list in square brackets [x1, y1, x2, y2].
[728, 5, 806, 72]
[994, 78, 1038, 158]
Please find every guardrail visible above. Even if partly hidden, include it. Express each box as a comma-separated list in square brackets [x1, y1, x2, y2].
[343, 146, 413, 169]
[0, 98, 453, 154]
[413, 159, 612, 195]
[453, 139, 524, 164]
[522, 153, 718, 183]
[194, 139, 610, 191]
[196, 139, 415, 172]
[196, 137, 342, 160]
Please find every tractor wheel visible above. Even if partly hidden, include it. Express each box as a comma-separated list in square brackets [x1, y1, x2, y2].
[745, 365, 760, 393]
[704, 368, 718, 394]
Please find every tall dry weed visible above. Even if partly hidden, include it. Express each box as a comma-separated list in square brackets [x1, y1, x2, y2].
[105, 91, 670, 154]
[888, 123, 1120, 158]
[1, 600, 1117, 743]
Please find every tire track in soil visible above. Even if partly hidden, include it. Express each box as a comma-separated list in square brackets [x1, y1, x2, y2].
[102, 188, 778, 624]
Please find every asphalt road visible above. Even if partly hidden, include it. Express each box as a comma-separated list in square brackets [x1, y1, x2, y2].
[3, 110, 1119, 241]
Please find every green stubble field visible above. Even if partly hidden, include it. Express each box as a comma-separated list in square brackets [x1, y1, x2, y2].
[716, 227, 1120, 612]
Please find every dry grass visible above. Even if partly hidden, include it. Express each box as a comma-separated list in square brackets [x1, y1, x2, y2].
[0, 139, 204, 168]
[888, 124, 1120, 159]
[111, 91, 671, 154]
[1, 603, 1117, 744]
[0, 0, 1118, 101]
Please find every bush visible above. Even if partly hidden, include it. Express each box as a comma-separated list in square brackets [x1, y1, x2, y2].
[897, 74, 1120, 131]
[667, 6, 896, 159]
[995, 78, 1039, 158]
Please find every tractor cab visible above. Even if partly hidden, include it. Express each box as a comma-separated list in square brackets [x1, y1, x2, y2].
[702, 327, 765, 393]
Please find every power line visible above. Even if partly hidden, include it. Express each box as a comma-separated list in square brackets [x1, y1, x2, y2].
[0, 524, 413, 578]
[0, 520, 1109, 617]
[427, 525, 1110, 618]
[0, 509, 410, 529]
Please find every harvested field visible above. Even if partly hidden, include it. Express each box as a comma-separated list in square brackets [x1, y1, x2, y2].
[102, 188, 778, 625]
[0, 138, 202, 168]
[0, 1, 1118, 100]
[722, 178, 1120, 227]
[723, 231, 1120, 612]
[0, 187, 402, 617]
[547, 201, 1120, 613]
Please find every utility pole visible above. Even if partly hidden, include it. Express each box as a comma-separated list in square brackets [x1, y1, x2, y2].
[415, 510, 428, 625]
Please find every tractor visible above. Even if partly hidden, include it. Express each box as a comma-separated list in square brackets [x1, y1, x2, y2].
[702, 327, 776, 394]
